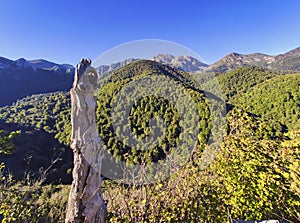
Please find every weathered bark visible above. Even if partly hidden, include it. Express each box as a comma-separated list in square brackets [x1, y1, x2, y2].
[65, 59, 107, 223]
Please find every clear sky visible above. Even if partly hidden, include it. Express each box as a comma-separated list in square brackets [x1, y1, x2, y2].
[0, 0, 300, 65]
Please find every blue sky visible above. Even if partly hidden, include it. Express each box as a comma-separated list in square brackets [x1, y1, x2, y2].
[0, 0, 300, 65]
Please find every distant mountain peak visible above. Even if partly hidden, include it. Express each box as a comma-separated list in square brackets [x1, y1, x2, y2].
[228, 52, 240, 57]
[0, 57, 75, 73]
[95, 54, 209, 74]
[152, 54, 175, 63]
[206, 47, 300, 73]
[16, 57, 26, 62]
[15, 58, 28, 67]
[96, 58, 139, 75]
[151, 54, 208, 73]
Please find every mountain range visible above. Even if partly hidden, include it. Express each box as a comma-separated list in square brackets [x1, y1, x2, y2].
[0, 57, 74, 72]
[96, 47, 300, 74]
[0, 57, 74, 106]
[1, 46, 300, 106]
[95, 54, 208, 75]
[207, 47, 300, 73]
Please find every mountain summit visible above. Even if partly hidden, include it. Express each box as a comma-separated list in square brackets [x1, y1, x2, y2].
[95, 46, 300, 75]
[95, 54, 208, 75]
[152, 54, 208, 72]
[207, 47, 300, 73]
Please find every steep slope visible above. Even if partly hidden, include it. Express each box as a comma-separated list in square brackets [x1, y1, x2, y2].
[1, 46, 300, 107]
[271, 47, 300, 72]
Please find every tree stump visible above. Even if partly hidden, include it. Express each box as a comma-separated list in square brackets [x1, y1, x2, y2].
[65, 59, 107, 223]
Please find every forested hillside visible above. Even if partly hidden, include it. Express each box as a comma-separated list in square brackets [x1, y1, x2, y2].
[203, 66, 300, 130]
[0, 60, 213, 179]
[231, 73, 300, 130]
[0, 61, 299, 222]
[0, 92, 72, 183]
[202, 67, 277, 100]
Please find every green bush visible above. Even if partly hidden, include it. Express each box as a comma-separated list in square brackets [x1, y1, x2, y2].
[0, 167, 69, 223]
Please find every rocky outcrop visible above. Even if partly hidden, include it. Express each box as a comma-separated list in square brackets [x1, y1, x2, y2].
[96, 58, 138, 75]
[152, 54, 208, 72]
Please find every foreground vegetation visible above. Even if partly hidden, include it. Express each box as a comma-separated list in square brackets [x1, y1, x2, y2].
[1, 108, 299, 222]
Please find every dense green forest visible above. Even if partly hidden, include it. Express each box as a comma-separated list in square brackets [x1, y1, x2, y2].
[231, 73, 300, 130]
[0, 92, 70, 138]
[96, 61, 212, 169]
[202, 67, 278, 101]
[203, 67, 300, 129]
[0, 61, 299, 222]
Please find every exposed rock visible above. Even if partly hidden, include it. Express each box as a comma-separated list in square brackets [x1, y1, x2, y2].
[152, 54, 208, 72]
[96, 58, 138, 75]
[95, 54, 208, 75]
[94, 46, 300, 75]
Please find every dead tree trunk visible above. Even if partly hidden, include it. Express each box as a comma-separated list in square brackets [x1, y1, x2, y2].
[65, 59, 107, 223]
